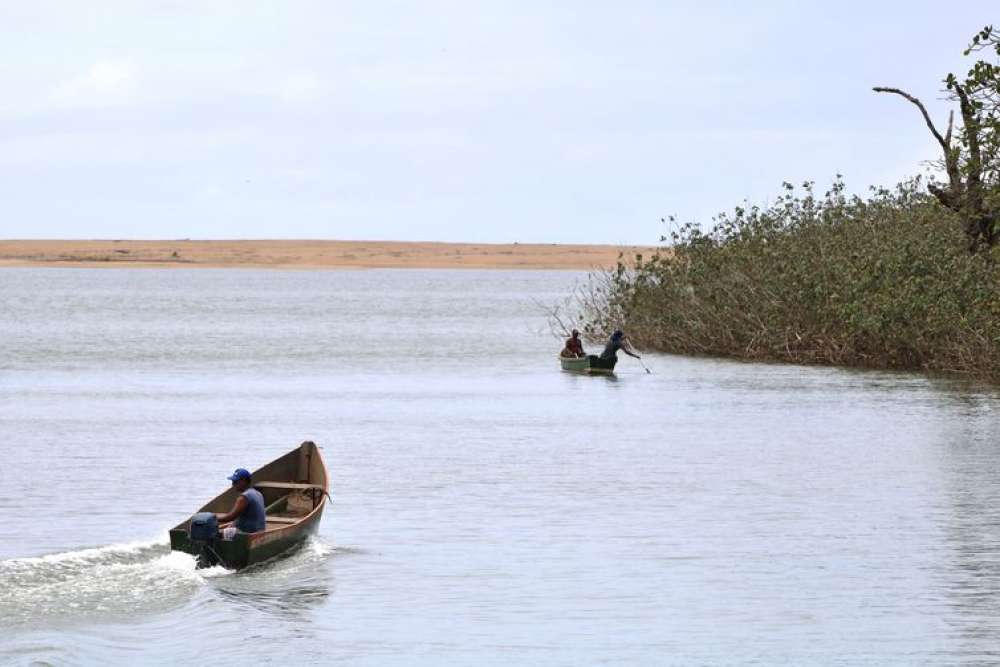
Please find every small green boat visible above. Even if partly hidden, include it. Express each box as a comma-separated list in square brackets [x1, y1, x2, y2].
[559, 354, 617, 375]
[169, 441, 329, 569]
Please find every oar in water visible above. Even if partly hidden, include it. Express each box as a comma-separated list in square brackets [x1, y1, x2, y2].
[630, 352, 652, 374]
[624, 336, 652, 374]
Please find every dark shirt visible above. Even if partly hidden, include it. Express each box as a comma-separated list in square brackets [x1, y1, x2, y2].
[600, 336, 624, 361]
[235, 488, 266, 533]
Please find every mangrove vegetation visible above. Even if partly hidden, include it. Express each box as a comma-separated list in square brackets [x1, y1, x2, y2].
[576, 26, 1000, 380]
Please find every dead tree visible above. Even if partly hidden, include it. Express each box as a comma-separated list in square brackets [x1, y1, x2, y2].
[874, 27, 1000, 250]
[873, 85, 996, 249]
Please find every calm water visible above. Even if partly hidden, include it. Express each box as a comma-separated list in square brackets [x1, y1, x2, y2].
[2, 268, 1000, 665]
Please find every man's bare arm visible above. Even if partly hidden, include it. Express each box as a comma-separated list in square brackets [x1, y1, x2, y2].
[215, 495, 248, 523]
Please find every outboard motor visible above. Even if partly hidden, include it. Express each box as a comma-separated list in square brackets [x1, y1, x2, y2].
[188, 512, 221, 568]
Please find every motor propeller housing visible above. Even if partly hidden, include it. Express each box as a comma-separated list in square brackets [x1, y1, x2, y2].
[188, 512, 221, 568]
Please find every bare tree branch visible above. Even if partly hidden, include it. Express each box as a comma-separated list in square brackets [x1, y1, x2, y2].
[873, 86, 952, 154]
[874, 86, 967, 214]
[874, 28, 1000, 250]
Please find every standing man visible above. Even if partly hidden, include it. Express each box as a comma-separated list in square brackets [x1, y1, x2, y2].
[600, 329, 641, 362]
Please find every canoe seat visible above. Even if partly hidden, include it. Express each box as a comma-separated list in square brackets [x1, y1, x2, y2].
[255, 482, 324, 491]
[264, 493, 290, 514]
[266, 516, 298, 525]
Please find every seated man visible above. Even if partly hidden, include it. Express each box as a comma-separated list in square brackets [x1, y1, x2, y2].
[215, 468, 266, 534]
[561, 329, 586, 358]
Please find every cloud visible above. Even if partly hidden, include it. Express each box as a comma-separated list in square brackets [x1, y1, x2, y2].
[52, 62, 137, 107]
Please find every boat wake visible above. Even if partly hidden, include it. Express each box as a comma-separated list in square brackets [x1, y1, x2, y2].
[206, 539, 337, 614]
[0, 538, 207, 627]
[0, 536, 338, 629]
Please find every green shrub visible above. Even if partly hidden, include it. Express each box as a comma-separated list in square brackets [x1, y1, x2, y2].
[579, 177, 1000, 379]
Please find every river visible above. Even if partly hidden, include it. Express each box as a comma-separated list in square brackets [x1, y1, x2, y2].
[2, 267, 1000, 665]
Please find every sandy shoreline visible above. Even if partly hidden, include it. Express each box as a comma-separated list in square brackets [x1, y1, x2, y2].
[0, 240, 657, 271]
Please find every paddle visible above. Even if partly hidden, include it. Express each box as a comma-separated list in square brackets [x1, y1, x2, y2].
[625, 336, 651, 374]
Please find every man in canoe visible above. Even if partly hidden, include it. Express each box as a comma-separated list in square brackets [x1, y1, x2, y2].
[561, 329, 586, 358]
[598, 329, 641, 363]
[215, 468, 266, 535]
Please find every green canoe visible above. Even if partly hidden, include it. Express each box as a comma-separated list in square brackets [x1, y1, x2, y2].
[559, 354, 617, 375]
[169, 440, 329, 569]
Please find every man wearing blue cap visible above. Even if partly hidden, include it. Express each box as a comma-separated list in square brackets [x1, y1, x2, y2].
[215, 468, 266, 534]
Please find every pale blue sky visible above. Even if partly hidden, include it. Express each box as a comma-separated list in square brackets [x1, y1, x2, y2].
[0, 1, 992, 243]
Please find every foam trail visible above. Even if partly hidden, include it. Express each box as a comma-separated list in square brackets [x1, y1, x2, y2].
[0, 538, 205, 627]
[0, 535, 336, 628]
[3, 538, 168, 569]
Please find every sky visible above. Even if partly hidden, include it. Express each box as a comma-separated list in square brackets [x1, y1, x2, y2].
[0, 1, 993, 244]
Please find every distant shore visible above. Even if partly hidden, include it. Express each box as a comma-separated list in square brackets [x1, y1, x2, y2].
[0, 240, 656, 270]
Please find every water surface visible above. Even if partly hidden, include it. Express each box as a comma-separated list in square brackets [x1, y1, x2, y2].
[2, 268, 1000, 665]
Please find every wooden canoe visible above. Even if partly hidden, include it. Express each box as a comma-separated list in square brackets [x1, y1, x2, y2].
[559, 354, 617, 375]
[169, 440, 329, 569]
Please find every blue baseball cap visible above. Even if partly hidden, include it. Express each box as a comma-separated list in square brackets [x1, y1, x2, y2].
[227, 468, 251, 482]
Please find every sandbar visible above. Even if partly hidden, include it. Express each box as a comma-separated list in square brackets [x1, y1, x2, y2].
[0, 240, 657, 271]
